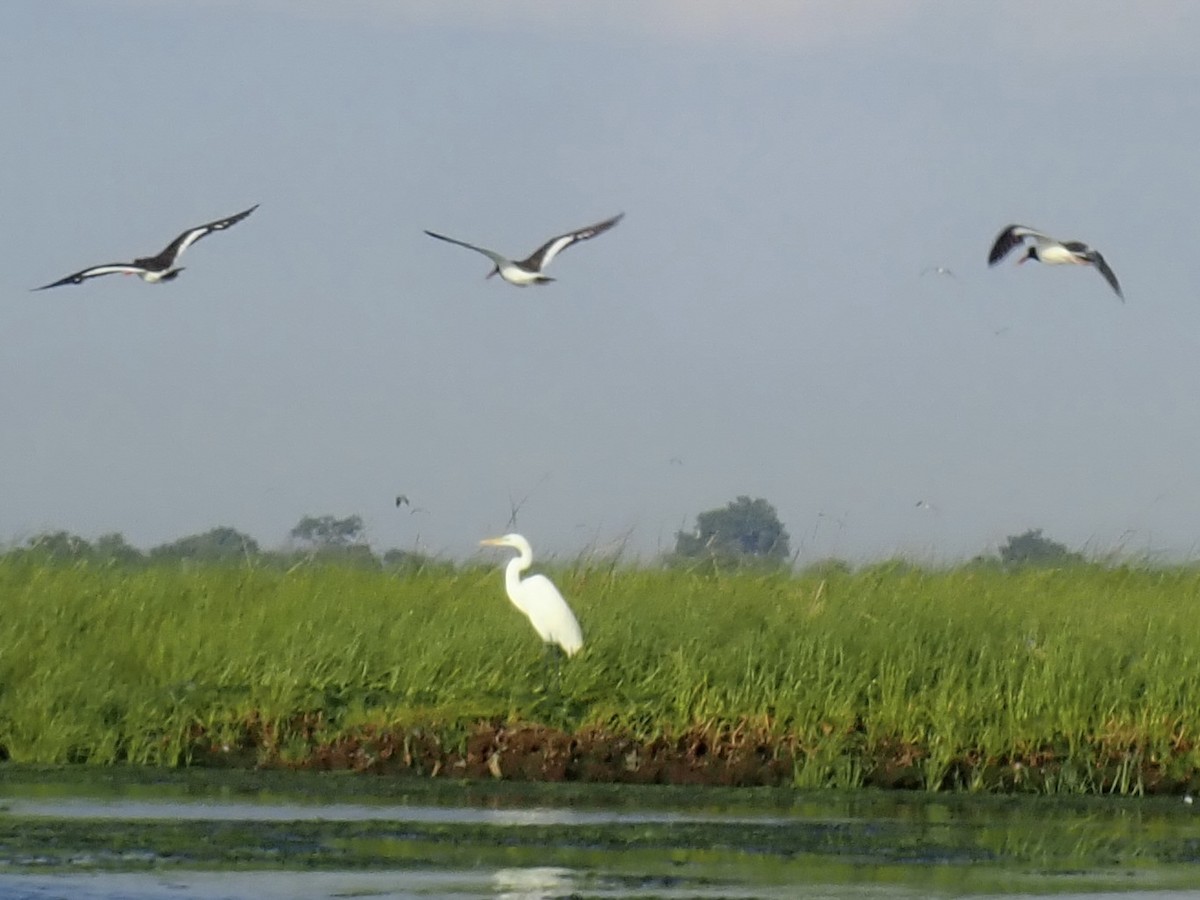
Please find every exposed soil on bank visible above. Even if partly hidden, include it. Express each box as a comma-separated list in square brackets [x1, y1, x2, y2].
[183, 715, 1200, 794]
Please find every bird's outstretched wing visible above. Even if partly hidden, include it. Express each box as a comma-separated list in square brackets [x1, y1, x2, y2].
[423, 230, 509, 267]
[1087, 251, 1123, 300]
[988, 224, 1050, 265]
[33, 263, 148, 290]
[521, 212, 624, 271]
[155, 204, 259, 265]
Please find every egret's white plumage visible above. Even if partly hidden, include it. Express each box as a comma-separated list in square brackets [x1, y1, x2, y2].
[987, 224, 1122, 300]
[480, 533, 583, 656]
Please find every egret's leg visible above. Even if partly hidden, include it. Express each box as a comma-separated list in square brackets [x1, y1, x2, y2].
[541, 643, 566, 696]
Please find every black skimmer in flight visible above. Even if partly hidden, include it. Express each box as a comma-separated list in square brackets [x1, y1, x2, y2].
[987, 224, 1122, 300]
[33, 204, 258, 290]
[424, 212, 623, 285]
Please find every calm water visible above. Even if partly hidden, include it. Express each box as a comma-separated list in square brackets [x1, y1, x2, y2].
[1, 767, 1198, 899]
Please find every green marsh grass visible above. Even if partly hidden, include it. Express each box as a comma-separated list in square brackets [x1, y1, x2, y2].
[1, 556, 1198, 792]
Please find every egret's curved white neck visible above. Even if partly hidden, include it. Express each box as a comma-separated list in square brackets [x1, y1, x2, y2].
[504, 550, 532, 594]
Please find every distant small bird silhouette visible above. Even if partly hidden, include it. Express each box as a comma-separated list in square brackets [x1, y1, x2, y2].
[920, 265, 956, 279]
[395, 495, 410, 508]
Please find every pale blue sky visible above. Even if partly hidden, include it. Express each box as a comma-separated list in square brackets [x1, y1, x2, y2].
[3, 1, 1200, 562]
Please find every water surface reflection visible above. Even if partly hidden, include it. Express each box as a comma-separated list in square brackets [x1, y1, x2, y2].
[2, 769, 1200, 898]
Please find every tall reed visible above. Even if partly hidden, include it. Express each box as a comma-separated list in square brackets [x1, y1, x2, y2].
[2, 556, 1197, 792]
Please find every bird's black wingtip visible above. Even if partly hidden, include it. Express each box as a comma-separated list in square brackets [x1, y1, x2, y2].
[986, 224, 1023, 267]
[224, 203, 259, 222]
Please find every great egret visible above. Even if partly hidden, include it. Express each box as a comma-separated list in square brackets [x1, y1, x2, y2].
[424, 213, 623, 285]
[34, 204, 259, 289]
[479, 534, 583, 656]
[987, 224, 1122, 300]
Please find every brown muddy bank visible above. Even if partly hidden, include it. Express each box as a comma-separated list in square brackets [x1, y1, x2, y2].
[184, 715, 1200, 794]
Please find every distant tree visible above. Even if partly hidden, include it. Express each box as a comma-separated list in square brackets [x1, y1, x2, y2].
[149, 527, 260, 564]
[23, 531, 93, 563]
[272, 543, 380, 570]
[382, 547, 449, 574]
[289, 514, 365, 549]
[672, 496, 791, 566]
[800, 558, 852, 579]
[327, 543, 381, 569]
[998, 529, 1083, 568]
[93, 532, 145, 566]
[287, 514, 379, 568]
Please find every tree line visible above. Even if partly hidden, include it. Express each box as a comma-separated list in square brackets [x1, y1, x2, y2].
[2, 502, 1084, 571]
[4, 515, 442, 573]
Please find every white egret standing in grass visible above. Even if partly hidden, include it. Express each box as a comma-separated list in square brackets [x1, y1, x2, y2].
[480, 534, 583, 657]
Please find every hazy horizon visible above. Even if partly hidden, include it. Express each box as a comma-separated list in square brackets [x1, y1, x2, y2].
[0, 501, 1162, 567]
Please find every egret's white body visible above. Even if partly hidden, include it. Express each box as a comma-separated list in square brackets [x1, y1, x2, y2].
[480, 534, 583, 656]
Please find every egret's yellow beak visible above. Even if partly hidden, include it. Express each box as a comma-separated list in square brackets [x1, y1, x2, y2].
[480, 537, 504, 547]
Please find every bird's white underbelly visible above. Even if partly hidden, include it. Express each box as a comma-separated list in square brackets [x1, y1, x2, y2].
[498, 264, 542, 285]
[1037, 245, 1083, 266]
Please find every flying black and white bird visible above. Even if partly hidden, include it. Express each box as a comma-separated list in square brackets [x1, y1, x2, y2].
[34, 204, 259, 290]
[424, 213, 623, 285]
[987, 224, 1122, 300]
